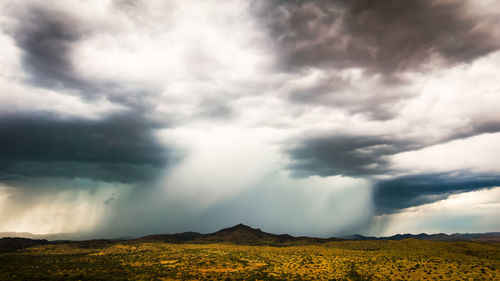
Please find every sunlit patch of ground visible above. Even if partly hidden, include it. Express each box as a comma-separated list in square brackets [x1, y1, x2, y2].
[0, 239, 498, 280]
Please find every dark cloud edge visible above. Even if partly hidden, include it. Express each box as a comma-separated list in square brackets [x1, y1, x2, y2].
[0, 112, 177, 185]
[284, 131, 500, 214]
[252, 0, 500, 121]
[373, 172, 500, 215]
[252, 0, 500, 74]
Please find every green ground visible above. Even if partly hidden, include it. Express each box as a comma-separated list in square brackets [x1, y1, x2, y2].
[0, 239, 498, 280]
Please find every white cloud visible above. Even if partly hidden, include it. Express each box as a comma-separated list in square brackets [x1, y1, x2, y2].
[71, 0, 274, 121]
[0, 180, 127, 235]
[0, 78, 127, 120]
[156, 125, 282, 206]
[389, 132, 500, 174]
[374, 187, 500, 236]
[392, 50, 500, 144]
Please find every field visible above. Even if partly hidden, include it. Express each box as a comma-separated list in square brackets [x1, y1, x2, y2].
[0, 239, 498, 280]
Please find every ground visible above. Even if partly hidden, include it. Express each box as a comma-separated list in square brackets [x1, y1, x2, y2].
[0, 239, 498, 280]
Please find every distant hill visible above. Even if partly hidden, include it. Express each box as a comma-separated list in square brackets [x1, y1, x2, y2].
[138, 231, 203, 243]
[138, 224, 343, 245]
[197, 224, 293, 244]
[347, 232, 500, 242]
[0, 232, 84, 241]
[471, 235, 500, 242]
[1, 225, 499, 252]
[0, 237, 49, 253]
[193, 224, 343, 245]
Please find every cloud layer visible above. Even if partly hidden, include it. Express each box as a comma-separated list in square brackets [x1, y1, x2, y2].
[255, 0, 500, 73]
[0, 0, 499, 237]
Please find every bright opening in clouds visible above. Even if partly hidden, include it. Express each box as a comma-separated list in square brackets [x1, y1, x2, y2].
[1, 0, 500, 239]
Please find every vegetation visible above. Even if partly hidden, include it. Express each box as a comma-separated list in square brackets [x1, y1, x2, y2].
[0, 239, 498, 280]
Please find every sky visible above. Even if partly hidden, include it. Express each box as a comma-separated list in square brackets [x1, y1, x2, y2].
[0, 0, 500, 239]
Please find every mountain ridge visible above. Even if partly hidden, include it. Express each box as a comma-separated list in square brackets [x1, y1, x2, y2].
[346, 232, 500, 242]
[138, 223, 343, 245]
[2, 224, 499, 253]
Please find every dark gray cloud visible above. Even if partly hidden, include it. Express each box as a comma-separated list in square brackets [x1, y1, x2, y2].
[254, 0, 500, 73]
[196, 98, 235, 120]
[288, 131, 500, 216]
[12, 6, 91, 91]
[444, 120, 500, 143]
[288, 71, 407, 120]
[286, 116, 500, 178]
[9, 5, 158, 112]
[0, 113, 172, 183]
[254, 0, 500, 121]
[1, 4, 176, 185]
[286, 130, 500, 216]
[113, 0, 142, 10]
[285, 134, 415, 177]
[374, 173, 500, 214]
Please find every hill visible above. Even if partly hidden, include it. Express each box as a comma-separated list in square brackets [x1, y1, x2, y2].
[137, 224, 343, 245]
[349, 232, 500, 242]
[138, 231, 203, 243]
[2, 224, 499, 252]
[0, 237, 49, 253]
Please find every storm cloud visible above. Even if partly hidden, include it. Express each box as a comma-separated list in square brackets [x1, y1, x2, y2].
[0, 0, 499, 237]
[285, 134, 414, 177]
[6, 4, 160, 113]
[10, 6, 90, 90]
[255, 0, 500, 74]
[0, 113, 170, 183]
[374, 173, 500, 214]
